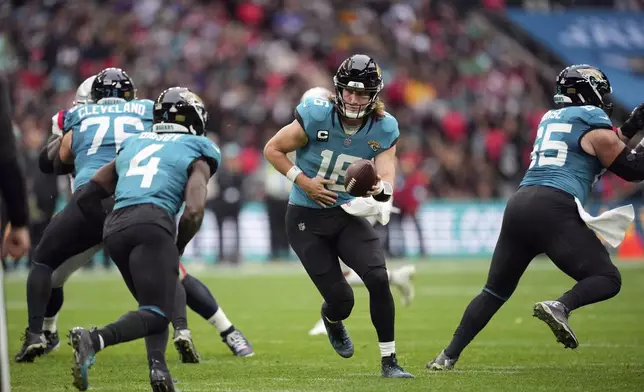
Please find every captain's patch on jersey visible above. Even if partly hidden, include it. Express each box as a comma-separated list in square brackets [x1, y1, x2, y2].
[316, 130, 329, 142]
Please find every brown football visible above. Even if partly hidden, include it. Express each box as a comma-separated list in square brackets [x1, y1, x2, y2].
[344, 159, 378, 197]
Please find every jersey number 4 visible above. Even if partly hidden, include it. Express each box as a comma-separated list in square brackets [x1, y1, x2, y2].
[529, 123, 572, 169]
[79, 116, 144, 155]
[126, 144, 164, 188]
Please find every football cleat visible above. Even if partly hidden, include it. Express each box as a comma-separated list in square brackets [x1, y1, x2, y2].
[381, 354, 415, 378]
[44, 330, 60, 355]
[68, 327, 96, 391]
[149, 359, 176, 392]
[173, 329, 200, 364]
[14, 329, 46, 363]
[321, 310, 354, 358]
[390, 265, 416, 306]
[426, 350, 458, 371]
[222, 328, 255, 357]
[308, 318, 327, 336]
[533, 301, 579, 349]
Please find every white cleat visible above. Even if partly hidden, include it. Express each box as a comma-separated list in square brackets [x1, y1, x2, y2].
[308, 318, 327, 336]
[390, 265, 416, 306]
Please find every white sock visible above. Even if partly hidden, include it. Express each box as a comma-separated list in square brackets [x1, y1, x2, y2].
[42, 315, 58, 333]
[379, 341, 395, 357]
[344, 270, 363, 285]
[98, 334, 105, 350]
[207, 308, 233, 333]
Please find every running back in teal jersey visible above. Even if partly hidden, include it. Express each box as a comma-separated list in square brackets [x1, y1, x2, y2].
[289, 96, 399, 209]
[113, 132, 221, 216]
[520, 105, 613, 204]
[63, 98, 154, 190]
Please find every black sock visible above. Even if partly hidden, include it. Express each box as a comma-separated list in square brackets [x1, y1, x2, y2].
[183, 274, 219, 320]
[172, 280, 188, 331]
[363, 268, 395, 342]
[92, 309, 168, 351]
[145, 327, 169, 369]
[26, 263, 53, 333]
[45, 287, 64, 318]
[557, 273, 621, 312]
[444, 290, 505, 359]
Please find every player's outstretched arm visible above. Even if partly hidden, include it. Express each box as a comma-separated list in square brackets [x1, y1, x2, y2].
[582, 128, 644, 182]
[264, 120, 337, 206]
[176, 159, 210, 255]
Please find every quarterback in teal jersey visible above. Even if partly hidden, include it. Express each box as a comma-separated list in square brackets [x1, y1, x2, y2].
[427, 64, 644, 371]
[15, 68, 152, 364]
[265, 54, 413, 378]
[68, 87, 219, 391]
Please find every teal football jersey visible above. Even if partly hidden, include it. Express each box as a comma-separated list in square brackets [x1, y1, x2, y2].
[113, 132, 221, 216]
[520, 105, 613, 204]
[290, 97, 399, 208]
[64, 98, 154, 190]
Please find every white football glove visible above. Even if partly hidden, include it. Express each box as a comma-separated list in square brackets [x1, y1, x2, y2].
[341, 197, 396, 226]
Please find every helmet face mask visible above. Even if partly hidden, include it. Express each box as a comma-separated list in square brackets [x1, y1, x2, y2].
[333, 54, 384, 119]
[553, 64, 613, 116]
[91, 68, 136, 102]
[153, 87, 208, 136]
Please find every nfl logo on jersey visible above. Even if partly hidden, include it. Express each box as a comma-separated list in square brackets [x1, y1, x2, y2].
[298, 222, 306, 231]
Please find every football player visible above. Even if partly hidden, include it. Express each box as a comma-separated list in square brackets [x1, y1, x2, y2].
[30, 74, 253, 364]
[264, 55, 413, 378]
[297, 87, 416, 337]
[16, 68, 152, 363]
[68, 87, 220, 391]
[427, 64, 644, 370]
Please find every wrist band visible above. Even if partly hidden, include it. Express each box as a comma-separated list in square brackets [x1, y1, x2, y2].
[286, 166, 303, 183]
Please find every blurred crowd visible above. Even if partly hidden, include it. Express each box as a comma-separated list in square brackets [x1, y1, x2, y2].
[0, 0, 637, 262]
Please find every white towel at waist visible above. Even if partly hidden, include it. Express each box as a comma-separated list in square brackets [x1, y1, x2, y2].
[574, 197, 635, 248]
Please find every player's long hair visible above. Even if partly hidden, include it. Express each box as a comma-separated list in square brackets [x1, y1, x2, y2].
[329, 94, 386, 120]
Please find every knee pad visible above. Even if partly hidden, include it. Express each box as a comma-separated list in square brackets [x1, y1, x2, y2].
[324, 281, 354, 321]
[362, 267, 390, 293]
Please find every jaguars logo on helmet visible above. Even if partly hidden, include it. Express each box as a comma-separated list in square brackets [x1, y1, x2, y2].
[333, 54, 384, 119]
[553, 64, 613, 116]
[153, 87, 208, 136]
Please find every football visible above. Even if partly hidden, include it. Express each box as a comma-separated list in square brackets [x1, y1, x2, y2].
[344, 159, 378, 197]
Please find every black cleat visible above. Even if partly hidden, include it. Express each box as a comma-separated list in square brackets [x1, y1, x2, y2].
[68, 327, 96, 391]
[321, 310, 354, 358]
[533, 301, 579, 349]
[222, 328, 255, 357]
[381, 354, 415, 378]
[149, 359, 176, 392]
[173, 329, 200, 363]
[426, 350, 458, 371]
[14, 329, 47, 363]
[43, 330, 60, 355]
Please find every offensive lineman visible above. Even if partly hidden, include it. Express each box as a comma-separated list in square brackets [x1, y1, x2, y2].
[427, 64, 644, 370]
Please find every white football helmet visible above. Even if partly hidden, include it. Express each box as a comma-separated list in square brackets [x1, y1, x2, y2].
[73, 75, 97, 106]
[301, 87, 332, 103]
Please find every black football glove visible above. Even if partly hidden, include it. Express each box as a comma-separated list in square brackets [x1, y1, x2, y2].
[621, 103, 644, 139]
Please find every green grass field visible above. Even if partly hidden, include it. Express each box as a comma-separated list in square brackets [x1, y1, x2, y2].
[5, 259, 644, 392]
